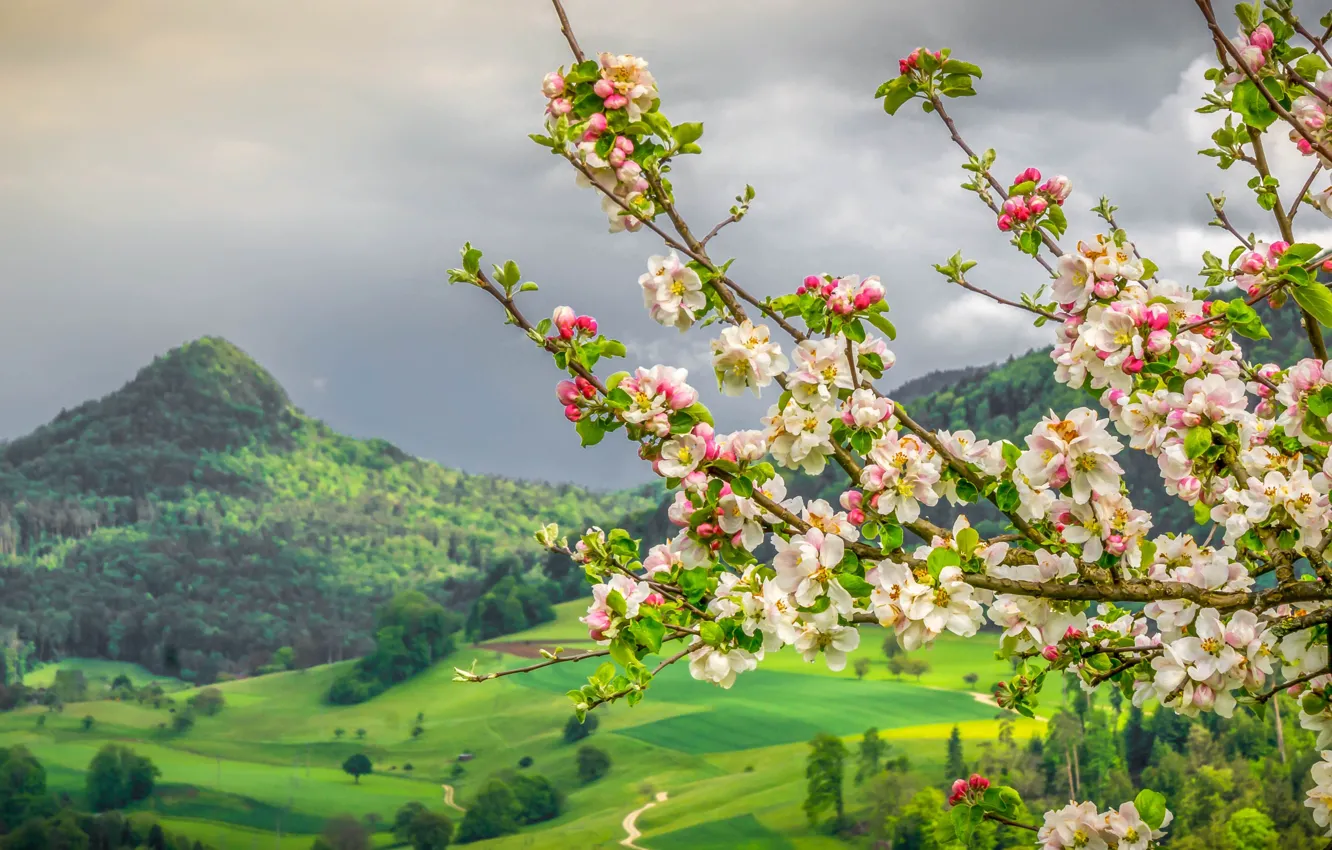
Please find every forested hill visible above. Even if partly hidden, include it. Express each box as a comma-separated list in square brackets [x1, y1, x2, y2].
[0, 338, 654, 683]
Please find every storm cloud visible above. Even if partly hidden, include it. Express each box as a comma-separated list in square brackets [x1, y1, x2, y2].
[0, 0, 1324, 488]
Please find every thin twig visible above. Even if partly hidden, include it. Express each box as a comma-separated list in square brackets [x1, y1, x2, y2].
[981, 811, 1039, 832]
[699, 214, 740, 248]
[1289, 163, 1325, 223]
[1254, 667, 1330, 703]
[954, 273, 1060, 321]
[549, 0, 585, 63]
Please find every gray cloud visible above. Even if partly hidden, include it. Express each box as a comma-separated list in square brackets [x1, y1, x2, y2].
[0, 0, 1321, 489]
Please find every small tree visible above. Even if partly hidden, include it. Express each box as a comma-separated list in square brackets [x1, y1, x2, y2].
[886, 657, 905, 679]
[804, 733, 847, 829]
[456, 779, 519, 843]
[342, 753, 373, 784]
[963, 672, 979, 689]
[81, 715, 95, 731]
[945, 725, 966, 781]
[903, 658, 930, 682]
[312, 815, 371, 850]
[853, 658, 871, 681]
[411, 724, 425, 739]
[576, 745, 611, 784]
[881, 634, 901, 661]
[856, 728, 886, 785]
[86, 745, 159, 811]
[562, 712, 598, 743]
[510, 774, 564, 824]
[188, 687, 225, 716]
[355, 728, 367, 740]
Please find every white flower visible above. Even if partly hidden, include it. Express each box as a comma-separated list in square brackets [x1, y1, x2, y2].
[718, 487, 765, 551]
[905, 566, 983, 638]
[711, 321, 789, 396]
[1104, 801, 1168, 850]
[793, 608, 861, 671]
[1017, 408, 1124, 504]
[688, 643, 758, 689]
[766, 402, 836, 475]
[640, 253, 705, 330]
[772, 528, 855, 614]
[658, 433, 707, 478]
[1038, 801, 1108, 850]
[1172, 608, 1242, 682]
[788, 336, 854, 405]
[1307, 751, 1332, 835]
[802, 498, 860, 542]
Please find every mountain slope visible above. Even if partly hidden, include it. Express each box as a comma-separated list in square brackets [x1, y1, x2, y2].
[0, 338, 654, 682]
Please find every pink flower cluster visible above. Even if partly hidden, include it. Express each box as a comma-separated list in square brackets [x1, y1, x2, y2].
[947, 773, 991, 806]
[550, 305, 598, 340]
[556, 375, 598, 422]
[898, 47, 942, 76]
[796, 274, 885, 315]
[996, 167, 1070, 232]
[617, 365, 698, 438]
[1234, 240, 1288, 299]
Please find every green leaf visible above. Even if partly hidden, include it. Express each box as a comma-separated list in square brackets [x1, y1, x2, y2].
[955, 526, 979, 555]
[682, 402, 714, 426]
[1309, 386, 1332, 418]
[606, 371, 630, 390]
[606, 388, 632, 409]
[700, 621, 725, 647]
[879, 77, 918, 115]
[926, 547, 961, 579]
[1294, 283, 1332, 328]
[679, 568, 709, 603]
[605, 590, 627, 617]
[1298, 53, 1330, 80]
[950, 804, 980, 844]
[642, 111, 673, 141]
[850, 430, 874, 455]
[730, 476, 754, 498]
[630, 617, 665, 654]
[609, 637, 638, 668]
[1184, 425, 1213, 460]
[1231, 79, 1279, 130]
[881, 523, 904, 551]
[939, 74, 976, 98]
[575, 417, 605, 447]
[1134, 789, 1168, 830]
[462, 244, 482, 276]
[995, 481, 1020, 512]
[844, 318, 866, 343]
[940, 59, 982, 77]
[518, 281, 539, 293]
[601, 339, 628, 358]
[672, 122, 704, 146]
[1281, 242, 1323, 264]
[1193, 501, 1212, 526]
[839, 574, 874, 599]
[564, 60, 599, 84]
[865, 312, 897, 340]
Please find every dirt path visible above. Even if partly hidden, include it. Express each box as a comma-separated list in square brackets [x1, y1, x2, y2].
[441, 783, 466, 813]
[620, 791, 668, 849]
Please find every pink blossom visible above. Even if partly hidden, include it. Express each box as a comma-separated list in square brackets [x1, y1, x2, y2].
[556, 380, 580, 405]
[553, 305, 577, 338]
[1250, 23, 1275, 52]
[1042, 645, 1060, 661]
[564, 404, 582, 422]
[1013, 167, 1041, 185]
[542, 72, 566, 98]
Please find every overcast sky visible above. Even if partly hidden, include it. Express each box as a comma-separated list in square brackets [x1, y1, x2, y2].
[3, 1, 1328, 489]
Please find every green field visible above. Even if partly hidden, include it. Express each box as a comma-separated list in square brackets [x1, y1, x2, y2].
[21, 658, 185, 690]
[2, 601, 1048, 848]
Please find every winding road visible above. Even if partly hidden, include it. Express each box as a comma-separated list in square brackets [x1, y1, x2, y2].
[620, 791, 668, 849]
[441, 783, 466, 813]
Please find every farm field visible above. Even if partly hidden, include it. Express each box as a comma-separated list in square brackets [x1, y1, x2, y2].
[1, 601, 1047, 848]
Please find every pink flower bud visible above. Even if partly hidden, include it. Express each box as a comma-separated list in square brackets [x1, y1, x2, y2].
[968, 774, 990, 792]
[1122, 356, 1145, 374]
[603, 94, 628, 110]
[1038, 175, 1072, 203]
[1106, 388, 1127, 407]
[1093, 279, 1119, 299]
[542, 72, 566, 98]
[1299, 138, 1315, 155]
[1027, 196, 1048, 216]
[593, 79, 614, 99]
[1002, 197, 1026, 216]
[1143, 304, 1171, 330]
[586, 113, 608, 135]
[564, 403, 582, 422]
[1063, 626, 1084, 641]
[840, 490, 863, 511]
[696, 522, 717, 538]
[1323, 259, 1332, 273]
[585, 608, 611, 641]
[1013, 167, 1041, 186]
[1269, 240, 1290, 258]
[848, 508, 866, 526]
[1041, 645, 1060, 662]
[1048, 465, 1070, 490]
[615, 135, 634, 154]
[1237, 251, 1266, 274]
[1177, 476, 1202, 502]
[575, 376, 597, 398]
[996, 213, 1013, 231]
[898, 58, 911, 75]
[556, 380, 580, 405]
[576, 315, 598, 336]
[1249, 23, 1275, 52]
[948, 779, 968, 806]
[1105, 533, 1127, 556]
[803, 275, 822, 290]
[548, 97, 573, 116]
[643, 592, 665, 606]
[553, 305, 577, 338]
[1145, 329, 1173, 355]
[608, 148, 627, 167]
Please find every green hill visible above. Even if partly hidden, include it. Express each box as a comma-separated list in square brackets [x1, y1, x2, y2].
[0, 338, 655, 683]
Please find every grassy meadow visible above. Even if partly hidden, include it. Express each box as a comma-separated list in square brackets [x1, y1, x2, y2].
[0, 601, 1049, 848]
